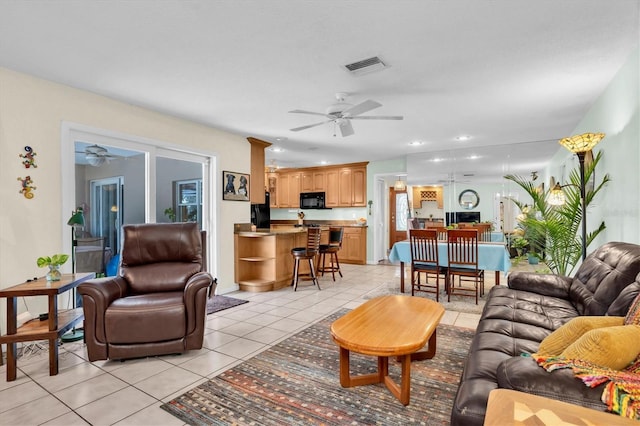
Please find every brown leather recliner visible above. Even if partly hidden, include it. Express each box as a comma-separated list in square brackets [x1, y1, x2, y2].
[78, 222, 214, 361]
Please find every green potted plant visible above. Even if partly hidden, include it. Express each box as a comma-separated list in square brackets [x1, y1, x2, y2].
[512, 237, 529, 258]
[37, 254, 69, 281]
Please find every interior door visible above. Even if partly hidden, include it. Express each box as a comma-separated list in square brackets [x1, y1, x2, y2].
[389, 187, 409, 249]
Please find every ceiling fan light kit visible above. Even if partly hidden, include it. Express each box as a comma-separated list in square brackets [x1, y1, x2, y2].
[289, 93, 403, 137]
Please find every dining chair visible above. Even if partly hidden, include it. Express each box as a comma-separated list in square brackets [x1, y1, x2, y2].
[317, 227, 344, 281]
[432, 226, 448, 241]
[409, 229, 446, 301]
[447, 229, 485, 304]
[291, 227, 322, 291]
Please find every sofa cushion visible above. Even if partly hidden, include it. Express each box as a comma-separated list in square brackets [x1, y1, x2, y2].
[536, 316, 625, 356]
[105, 291, 186, 344]
[608, 281, 640, 316]
[496, 356, 606, 411]
[560, 325, 640, 370]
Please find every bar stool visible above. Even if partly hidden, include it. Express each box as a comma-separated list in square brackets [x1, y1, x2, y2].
[291, 227, 322, 291]
[317, 227, 344, 281]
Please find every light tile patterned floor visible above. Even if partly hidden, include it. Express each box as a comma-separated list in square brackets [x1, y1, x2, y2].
[0, 263, 486, 425]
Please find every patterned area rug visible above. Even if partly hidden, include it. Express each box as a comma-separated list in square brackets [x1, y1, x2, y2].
[161, 309, 474, 425]
[364, 281, 486, 315]
[206, 295, 248, 314]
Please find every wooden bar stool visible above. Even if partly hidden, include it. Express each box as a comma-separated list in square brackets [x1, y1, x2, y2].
[317, 227, 344, 281]
[291, 227, 322, 291]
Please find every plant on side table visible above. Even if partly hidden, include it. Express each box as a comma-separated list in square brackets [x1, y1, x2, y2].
[37, 254, 69, 281]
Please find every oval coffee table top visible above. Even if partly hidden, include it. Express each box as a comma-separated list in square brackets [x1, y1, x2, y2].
[330, 295, 444, 357]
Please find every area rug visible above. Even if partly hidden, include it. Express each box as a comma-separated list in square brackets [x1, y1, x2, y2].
[161, 309, 474, 425]
[206, 295, 249, 314]
[364, 281, 486, 315]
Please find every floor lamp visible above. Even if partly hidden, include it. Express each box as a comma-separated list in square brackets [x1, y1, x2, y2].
[556, 132, 605, 261]
[63, 207, 85, 342]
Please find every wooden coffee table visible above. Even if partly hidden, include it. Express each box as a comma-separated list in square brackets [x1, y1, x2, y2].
[330, 295, 444, 405]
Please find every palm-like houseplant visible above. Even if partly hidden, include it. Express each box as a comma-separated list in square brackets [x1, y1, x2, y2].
[504, 150, 609, 276]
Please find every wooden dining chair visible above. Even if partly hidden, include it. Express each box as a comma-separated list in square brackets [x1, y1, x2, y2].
[409, 229, 446, 301]
[447, 229, 485, 304]
[291, 227, 322, 291]
[432, 226, 448, 241]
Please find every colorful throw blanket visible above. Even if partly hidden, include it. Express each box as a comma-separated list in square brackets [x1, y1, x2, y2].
[533, 354, 640, 419]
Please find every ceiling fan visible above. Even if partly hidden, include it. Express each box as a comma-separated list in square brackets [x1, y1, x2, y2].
[75, 144, 119, 167]
[288, 93, 403, 137]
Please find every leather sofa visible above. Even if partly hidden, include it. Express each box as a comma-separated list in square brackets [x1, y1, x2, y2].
[78, 222, 214, 361]
[451, 241, 640, 425]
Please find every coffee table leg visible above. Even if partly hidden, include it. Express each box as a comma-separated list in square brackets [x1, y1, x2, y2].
[339, 346, 351, 387]
[411, 329, 438, 361]
[383, 353, 412, 406]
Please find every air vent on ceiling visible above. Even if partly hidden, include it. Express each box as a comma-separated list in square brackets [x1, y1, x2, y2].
[344, 56, 387, 76]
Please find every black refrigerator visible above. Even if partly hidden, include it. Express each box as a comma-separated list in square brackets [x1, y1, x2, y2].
[251, 192, 271, 229]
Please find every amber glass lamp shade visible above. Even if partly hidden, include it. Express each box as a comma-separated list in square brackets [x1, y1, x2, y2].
[558, 132, 605, 153]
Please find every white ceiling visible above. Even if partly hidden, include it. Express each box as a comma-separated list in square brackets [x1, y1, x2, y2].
[1, 1, 638, 184]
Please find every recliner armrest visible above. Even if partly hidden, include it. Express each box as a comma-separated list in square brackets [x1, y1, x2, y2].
[508, 271, 572, 299]
[183, 272, 214, 334]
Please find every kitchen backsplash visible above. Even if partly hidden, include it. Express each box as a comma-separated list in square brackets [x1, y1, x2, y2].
[270, 207, 367, 221]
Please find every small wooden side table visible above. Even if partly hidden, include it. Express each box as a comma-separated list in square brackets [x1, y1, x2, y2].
[0, 273, 94, 381]
[484, 388, 637, 425]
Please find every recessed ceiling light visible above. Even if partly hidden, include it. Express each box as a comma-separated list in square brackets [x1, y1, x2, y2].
[468, 155, 480, 160]
[431, 158, 444, 162]
[456, 135, 471, 141]
[270, 147, 284, 152]
[409, 141, 424, 146]
[275, 137, 288, 142]
[319, 160, 329, 165]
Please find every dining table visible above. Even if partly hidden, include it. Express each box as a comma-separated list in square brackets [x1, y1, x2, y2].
[388, 240, 511, 292]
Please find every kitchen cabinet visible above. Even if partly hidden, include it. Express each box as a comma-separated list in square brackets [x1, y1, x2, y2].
[413, 185, 443, 209]
[247, 137, 271, 204]
[325, 169, 339, 207]
[266, 172, 278, 207]
[340, 226, 367, 264]
[272, 162, 367, 208]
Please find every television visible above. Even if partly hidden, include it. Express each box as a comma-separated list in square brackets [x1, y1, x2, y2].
[446, 211, 481, 226]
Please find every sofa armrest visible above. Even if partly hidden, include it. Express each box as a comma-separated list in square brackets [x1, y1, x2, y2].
[508, 271, 572, 299]
[184, 272, 214, 342]
[78, 276, 128, 361]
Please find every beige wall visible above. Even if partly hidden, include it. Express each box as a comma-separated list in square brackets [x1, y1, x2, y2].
[0, 67, 249, 326]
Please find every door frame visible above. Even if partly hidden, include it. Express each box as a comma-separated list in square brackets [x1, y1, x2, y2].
[61, 122, 217, 277]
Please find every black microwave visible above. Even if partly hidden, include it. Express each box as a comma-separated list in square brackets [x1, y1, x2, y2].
[300, 192, 327, 209]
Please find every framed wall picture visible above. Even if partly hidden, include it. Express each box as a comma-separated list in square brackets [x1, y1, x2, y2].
[222, 171, 250, 201]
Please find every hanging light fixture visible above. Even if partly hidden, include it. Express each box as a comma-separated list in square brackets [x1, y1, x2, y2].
[558, 132, 605, 260]
[394, 176, 406, 191]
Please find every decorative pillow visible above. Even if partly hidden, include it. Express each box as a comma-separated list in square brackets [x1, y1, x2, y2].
[536, 316, 624, 356]
[560, 325, 640, 370]
[624, 293, 640, 325]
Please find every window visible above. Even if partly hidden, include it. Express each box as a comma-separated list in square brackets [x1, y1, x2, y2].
[175, 179, 202, 226]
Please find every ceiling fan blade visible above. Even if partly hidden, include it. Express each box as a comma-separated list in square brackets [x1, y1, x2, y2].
[349, 115, 404, 120]
[290, 120, 332, 132]
[288, 109, 331, 118]
[342, 99, 381, 117]
[339, 120, 355, 137]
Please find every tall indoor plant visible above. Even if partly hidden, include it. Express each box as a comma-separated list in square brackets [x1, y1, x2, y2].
[504, 150, 609, 276]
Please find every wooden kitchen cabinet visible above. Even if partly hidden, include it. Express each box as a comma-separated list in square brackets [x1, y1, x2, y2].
[277, 173, 290, 207]
[338, 168, 353, 206]
[325, 169, 339, 207]
[340, 226, 367, 264]
[351, 166, 366, 206]
[248, 137, 271, 204]
[313, 171, 326, 191]
[266, 172, 278, 207]
[288, 172, 301, 208]
[413, 185, 443, 209]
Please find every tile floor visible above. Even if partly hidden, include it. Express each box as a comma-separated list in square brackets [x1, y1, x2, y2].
[0, 263, 485, 425]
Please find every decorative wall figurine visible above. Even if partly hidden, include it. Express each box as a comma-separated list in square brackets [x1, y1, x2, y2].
[18, 176, 36, 199]
[19, 146, 37, 168]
